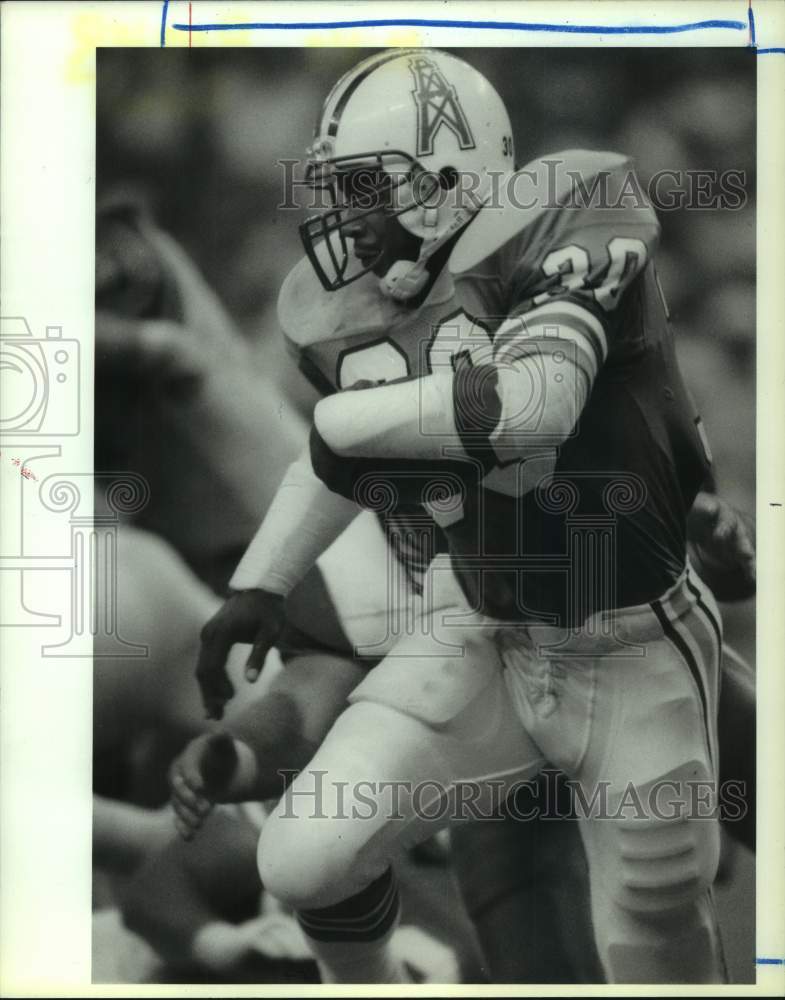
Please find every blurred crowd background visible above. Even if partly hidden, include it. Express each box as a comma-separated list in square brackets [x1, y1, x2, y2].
[96, 44, 756, 657]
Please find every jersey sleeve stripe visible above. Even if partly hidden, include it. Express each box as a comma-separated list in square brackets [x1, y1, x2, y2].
[509, 298, 609, 342]
[526, 300, 609, 361]
[495, 315, 603, 381]
[497, 337, 597, 389]
[496, 300, 608, 369]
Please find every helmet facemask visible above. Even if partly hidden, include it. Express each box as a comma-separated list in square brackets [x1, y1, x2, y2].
[299, 150, 442, 293]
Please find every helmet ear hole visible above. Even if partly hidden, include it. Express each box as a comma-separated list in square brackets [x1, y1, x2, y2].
[439, 166, 459, 190]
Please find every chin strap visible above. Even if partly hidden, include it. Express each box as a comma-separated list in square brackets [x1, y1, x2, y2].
[379, 259, 430, 300]
[379, 182, 489, 301]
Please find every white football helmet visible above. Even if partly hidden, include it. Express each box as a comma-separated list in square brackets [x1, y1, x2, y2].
[300, 49, 514, 300]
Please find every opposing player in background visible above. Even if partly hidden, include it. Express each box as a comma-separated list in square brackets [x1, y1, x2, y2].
[184, 50, 753, 983]
[93, 198, 306, 867]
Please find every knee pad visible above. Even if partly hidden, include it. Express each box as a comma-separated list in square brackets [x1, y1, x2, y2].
[256, 813, 354, 910]
[599, 762, 722, 919]
[611, 815, 720, 919]
[586, 763, 727, 983]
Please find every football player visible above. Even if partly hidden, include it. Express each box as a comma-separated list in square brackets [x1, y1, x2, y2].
[96, 185, 753, 985]
[182, 49, 746, 984]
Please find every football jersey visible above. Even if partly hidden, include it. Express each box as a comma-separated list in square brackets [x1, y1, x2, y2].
[278, 150, 712, 626]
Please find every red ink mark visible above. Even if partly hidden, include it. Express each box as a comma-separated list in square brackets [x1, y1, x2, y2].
[3, 455, 37, 481]
[189, 2, 192, 47]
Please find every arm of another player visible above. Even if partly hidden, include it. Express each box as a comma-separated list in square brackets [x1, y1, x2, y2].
[196, 445, 360, 720]
[687, 490, 755, 601]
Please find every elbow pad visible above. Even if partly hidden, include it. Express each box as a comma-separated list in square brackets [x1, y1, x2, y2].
[452, 363, 503, 473]
[456, 350, 589, 458]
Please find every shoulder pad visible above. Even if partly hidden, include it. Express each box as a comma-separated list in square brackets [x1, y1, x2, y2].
[449, 150, 631, 274]
[277, 256, 405, 347]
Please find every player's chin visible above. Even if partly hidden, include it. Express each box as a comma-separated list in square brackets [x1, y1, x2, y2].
[353, 244, 384, 269]
[355, 253, 381, 274]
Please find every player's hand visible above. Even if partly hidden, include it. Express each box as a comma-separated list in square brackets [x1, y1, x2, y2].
[687, 492, 756, 600]
[196, 589, 285, 720]
[169, 731, 240, 840]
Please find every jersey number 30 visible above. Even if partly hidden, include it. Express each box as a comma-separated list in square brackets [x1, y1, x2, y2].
[534, 236, 648, 312]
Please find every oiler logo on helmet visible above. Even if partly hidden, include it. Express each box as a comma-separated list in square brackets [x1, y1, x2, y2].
[408, 56, 476, 157]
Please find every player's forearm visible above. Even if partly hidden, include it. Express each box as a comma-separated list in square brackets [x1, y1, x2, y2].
[313, 353, 589, 466]
[314, 372, 463, 461]
[229, 445, 360, 594]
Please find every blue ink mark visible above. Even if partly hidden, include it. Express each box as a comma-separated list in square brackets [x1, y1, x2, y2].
[757, 47, 785, 54]
[748, 1, 756, 47]
[169, 17, 748, 37]
[756, 957, 785, 965]
[160, 0, 169, 47]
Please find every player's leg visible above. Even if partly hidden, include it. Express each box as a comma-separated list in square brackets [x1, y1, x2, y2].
[228, 647, 369, 801]
[450, 773, 603, 983]
[508, 568, 725, 983]
[257, 620, 545, 983]
[450, 636, 753, 984]
[582, 575, 726, 985]
[302, 514, 600, 990]
[169, 645, 370, 846]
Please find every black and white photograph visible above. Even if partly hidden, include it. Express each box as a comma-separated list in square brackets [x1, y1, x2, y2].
[91, 43, 757, 985]
[1, 3, 783, 996]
